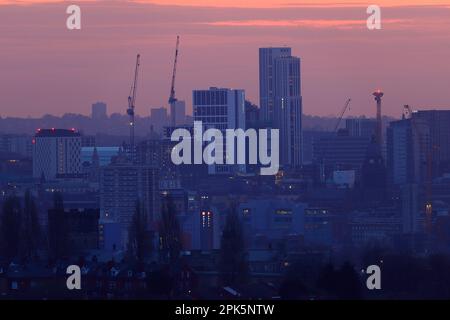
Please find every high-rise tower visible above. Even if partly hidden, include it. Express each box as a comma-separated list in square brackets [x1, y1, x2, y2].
[259, 47, 302, 166]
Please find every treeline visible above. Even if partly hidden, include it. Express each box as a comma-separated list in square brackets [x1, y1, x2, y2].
[279, 245, 450, 300]
[0, 191, 40, 261]
[0, 191, 77, 263]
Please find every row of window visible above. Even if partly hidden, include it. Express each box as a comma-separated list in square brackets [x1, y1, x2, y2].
[194, 106, 228, 116]
[193, 90, 228, 106]
[194, 116, 228, 124]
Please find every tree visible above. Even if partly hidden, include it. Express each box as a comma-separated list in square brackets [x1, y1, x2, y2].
[316, 261, 362, 300]
[316, 263, 338, 297]
[159, 195, 182, 264]
[219, 205, 248, 286]
[20, 190, 41, 259]
[0, 196, 22, 259]
[128, 201, 148, 262]
[48, 192, 70, 261]
[335, 262, 362, 300]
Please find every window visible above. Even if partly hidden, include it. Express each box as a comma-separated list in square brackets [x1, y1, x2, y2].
[276, 209, 292, 215]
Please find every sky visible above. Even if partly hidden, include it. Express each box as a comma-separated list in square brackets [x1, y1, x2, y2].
[0, 0, 449, 118]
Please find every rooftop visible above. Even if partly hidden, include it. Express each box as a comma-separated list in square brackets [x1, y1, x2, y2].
[35, 128, 80, 137]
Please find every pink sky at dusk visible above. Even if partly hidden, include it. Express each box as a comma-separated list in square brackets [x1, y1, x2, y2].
[0, 0, 449, 118]
[2, 1, 450, 7]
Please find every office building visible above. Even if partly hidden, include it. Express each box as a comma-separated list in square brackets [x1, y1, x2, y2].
[0, 134, 33, 158]
[91, 102, 107, 120]
[259, 47, 302, 166]
[412, 110, 450, 176]
[193, 87, 246, 175]
[302, 131, 334, 164]
[81, 146, 120, 166]
[304, 207, 334, 246]
[238, 199, 305, 250]
[345, 118, 377, 139]
[171, 100, 186, 126]
[32, 129, 81, 180]
[313, 130, 372, 182]
[150, 107, 169, 133]
[350, 206, 402, 247]
[386, 118, 429, 185]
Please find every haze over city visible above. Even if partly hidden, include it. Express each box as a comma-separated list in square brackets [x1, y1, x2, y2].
[0, 0, 450, 118]
[3, 1, 450, 304]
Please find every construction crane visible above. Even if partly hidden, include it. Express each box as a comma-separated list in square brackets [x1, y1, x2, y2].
[169, 36, 180, 126]
[333, 98, 351, 132]
[318, 98, 351, 182]
[127, 54, 140, 154]
[404, 105, 433, 234]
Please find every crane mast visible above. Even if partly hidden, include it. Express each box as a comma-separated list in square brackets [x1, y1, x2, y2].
[127, 54, 140, 157]
[333, 98, 351, 132]
[169, 36, 180, 126]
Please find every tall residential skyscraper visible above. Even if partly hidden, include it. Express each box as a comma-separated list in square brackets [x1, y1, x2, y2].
[193, 87, 246, 174]
[91, 102, 107, 120]
[259, 47, 302, 166]
[32, 128, 81, 179]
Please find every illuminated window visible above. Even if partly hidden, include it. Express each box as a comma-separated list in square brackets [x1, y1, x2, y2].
[275, 209, 292, 215]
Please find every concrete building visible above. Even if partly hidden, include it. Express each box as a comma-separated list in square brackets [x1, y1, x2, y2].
[412, 110, 450, 176]
[150, 107, 169, 133]
[237, 199, 305, 250]
[350, 206, 402, 247]
[313, 130, 371, 182]
[401, 183, 419, 234]
[0, 134, 33, 158]
[99, 155, 159, 250]
[345, 118, 377, 139]
[171, 100, 186, 126]
[302, 131, 334, 164]
[91, 102, 107, 120]
[259, 47, 302, 167]
[193, 87, 246, 175]
[304, 207, 334, 246]
[32, 129, 81, 180]
[386, 118, 429, 185]
[81, 147, 120, 166]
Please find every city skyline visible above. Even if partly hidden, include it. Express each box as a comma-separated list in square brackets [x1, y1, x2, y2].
[1, 1, 450, 119]
[2, 1, 450, 303]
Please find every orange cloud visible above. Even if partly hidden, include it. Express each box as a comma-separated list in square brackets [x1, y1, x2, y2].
[201, 18, 411, 29]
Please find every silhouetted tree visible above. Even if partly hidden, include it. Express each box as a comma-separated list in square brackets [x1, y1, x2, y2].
[316, 263, 338, 297]
[48, 192, 70, 260]
[159, 195, 181, 264]
[128, 201, 148, 262]
[335, 262, 362, 300]
[20, 190, 40, 259]
[361, 242, 389, 267]
[316, 261, 362, 300]
[219, 205, 248, 286]
[148, 266, 174, 299]
[0, 196, 22, 259]
[381, 254, 425, 298]
[279, 266, 309, 299]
